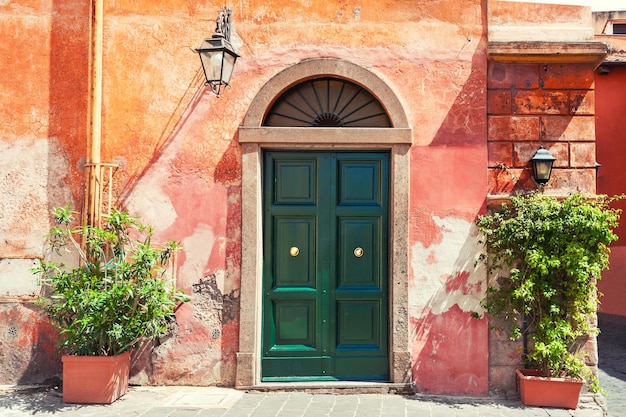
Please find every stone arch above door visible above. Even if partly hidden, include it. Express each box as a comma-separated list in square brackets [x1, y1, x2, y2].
[236, 58, 412, 389]
[241, 58, 409, 129]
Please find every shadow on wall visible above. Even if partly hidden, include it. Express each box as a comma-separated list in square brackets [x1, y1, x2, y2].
[117, 68, 207, 205]
[15, 304, 61, 385]
[597, 312, 626, 384]
[411, 219, 488, 396]
[12, 0, 91, 386]
[111, 62, 242, 385]
[409, 32, 489, 396]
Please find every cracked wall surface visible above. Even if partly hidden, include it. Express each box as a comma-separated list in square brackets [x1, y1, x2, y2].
[0, 0, 604, 396]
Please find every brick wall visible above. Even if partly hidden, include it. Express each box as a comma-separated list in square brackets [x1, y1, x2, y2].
[487, 62, 597, 196]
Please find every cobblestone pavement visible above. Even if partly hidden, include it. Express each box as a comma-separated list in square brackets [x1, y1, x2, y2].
[1, 313, 624, 417]
[598, 312, 626, 417]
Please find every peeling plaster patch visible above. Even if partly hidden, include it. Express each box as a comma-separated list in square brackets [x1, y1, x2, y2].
[192, 272, 240, 325]
[0, 137, 71, 256]
[178, 224, 216, 288]
[125, 166, 177, 231]
[191, 272, 225, 326]
[0, 304, 61, 383]
[410, 216, 485, 317]
[0, 258, 40, 296]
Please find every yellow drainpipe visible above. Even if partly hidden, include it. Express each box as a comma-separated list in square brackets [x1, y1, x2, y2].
[86, 0, 103, 228]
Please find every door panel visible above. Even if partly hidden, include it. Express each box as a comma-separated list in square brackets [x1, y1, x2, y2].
[274, 217, 315, 287]
[339, 218, 379, 287]
[273, 300, 316, 348]
[274, 160, 317, 204]
[262, 151, 389, 381]
[337, 300, 381, 347]
[338, 160, 382, 205]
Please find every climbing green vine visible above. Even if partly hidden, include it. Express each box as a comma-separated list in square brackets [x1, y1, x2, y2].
[474, 192, 622, 392]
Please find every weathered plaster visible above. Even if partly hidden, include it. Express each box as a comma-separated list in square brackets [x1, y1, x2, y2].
[409, 216, 488, 396]
[0, 303, 60, 384]
[489, 1, 594, 42]
[0, 138, 73, 299]
[125, 169, 178, 232]
[1, 0, 605, 397]
[122, 129, 240, 385]
[412, 305, 488, 396]
[410, 216, 485, 317]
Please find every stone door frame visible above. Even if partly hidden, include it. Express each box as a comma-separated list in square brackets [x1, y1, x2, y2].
[235, 58, 412, 388]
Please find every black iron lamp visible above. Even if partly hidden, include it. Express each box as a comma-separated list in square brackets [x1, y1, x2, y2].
[195, 6, 240, 97]
[530, 146, 556, 185]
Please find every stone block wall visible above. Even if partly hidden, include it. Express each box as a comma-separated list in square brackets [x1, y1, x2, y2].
[485, 59, 600, 396]
[487, 62, 597, 197]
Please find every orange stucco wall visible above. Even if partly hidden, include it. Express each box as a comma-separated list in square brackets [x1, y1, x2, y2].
[0, 0, 605, 398]
[0, 1, 90, 383]
[0, 0, 490, 393]
[94, 0, 491, 393]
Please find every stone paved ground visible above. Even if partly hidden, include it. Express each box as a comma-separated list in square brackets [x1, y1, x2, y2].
[0, 386, 606, 417]
[598, 312, 626, 417]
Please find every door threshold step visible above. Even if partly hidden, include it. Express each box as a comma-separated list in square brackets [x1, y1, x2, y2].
[240, 381, 414, 395]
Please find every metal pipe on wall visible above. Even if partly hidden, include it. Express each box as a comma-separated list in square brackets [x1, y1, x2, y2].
[85, 0, 104, 228]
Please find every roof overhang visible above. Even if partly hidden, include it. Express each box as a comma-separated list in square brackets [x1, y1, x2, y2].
[489, 41, 611, 67]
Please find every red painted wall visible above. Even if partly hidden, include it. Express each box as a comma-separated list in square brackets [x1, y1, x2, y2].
[596, 63, 626, 316]
[0, 0, 491, 393]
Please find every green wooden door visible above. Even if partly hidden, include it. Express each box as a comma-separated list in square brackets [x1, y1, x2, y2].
[262, 151, 389, 381]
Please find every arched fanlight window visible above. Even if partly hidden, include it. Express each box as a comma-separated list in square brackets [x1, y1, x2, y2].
[263, 78, 392, 127]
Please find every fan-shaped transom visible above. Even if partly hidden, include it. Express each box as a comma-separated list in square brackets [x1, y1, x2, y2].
[263, 78, 392, 127]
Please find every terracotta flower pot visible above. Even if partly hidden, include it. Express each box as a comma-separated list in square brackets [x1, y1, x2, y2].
[62, 351, 130, 404]
[517, 368, 583, 409]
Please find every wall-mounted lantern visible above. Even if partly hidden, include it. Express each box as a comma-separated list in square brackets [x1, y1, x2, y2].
[194, 6, 240, 97]
[531, 146, 556, 185]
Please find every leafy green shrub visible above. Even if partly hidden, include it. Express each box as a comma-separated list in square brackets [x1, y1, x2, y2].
[475, 192, 622, 391]
[33, 206, 190, 356]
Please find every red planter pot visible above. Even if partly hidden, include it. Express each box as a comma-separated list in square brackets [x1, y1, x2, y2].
[517, 368, 583, 409]
[62, 351, 130, 404]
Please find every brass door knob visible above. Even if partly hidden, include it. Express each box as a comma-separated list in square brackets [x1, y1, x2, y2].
[290, 246, 300, 257]
[353, 247, 364, 258]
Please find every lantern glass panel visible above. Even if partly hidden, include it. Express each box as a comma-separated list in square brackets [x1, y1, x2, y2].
[221, 52, 237, 85]
[534, 160, 551, 180]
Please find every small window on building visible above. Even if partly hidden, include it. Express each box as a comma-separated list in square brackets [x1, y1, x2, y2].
[613, 23, 626, 34]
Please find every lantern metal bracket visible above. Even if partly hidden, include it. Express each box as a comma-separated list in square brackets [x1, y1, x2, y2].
[215, 6, 232, 42]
